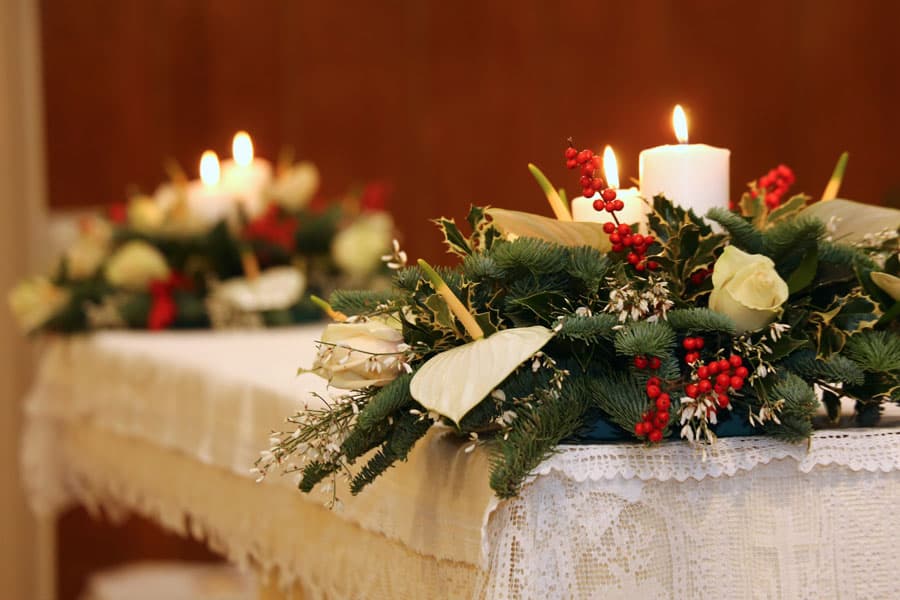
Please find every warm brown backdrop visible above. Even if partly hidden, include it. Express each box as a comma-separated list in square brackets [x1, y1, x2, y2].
[39, 1, 900, 597]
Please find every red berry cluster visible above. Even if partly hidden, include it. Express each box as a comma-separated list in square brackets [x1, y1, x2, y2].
[681, 335, 705, 364]
[689, 267, 713, 286]
[756, 164, 796, 209]
[684, 350, 749, 414]
[564, 145, 605, 198]
[634, 376, 670, 442]
[633, 355, 661, 370]
[602, 222, 660, 272]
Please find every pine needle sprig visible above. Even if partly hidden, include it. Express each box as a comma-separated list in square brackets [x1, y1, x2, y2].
[666, 308, 737, 334]
[706, 208, 764, 254]
[781, 349, 865, 385]
[614, 320, 677, 358]
[556, 313, 618, 344]
[763, 372, 818, 442]
[349, 411, 432, 495]
[329, 289, 403, 315]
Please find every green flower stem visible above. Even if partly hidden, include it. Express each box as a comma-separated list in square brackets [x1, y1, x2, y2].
[417, 259, 485, 340]
[528, 163, 572, 221]
[821, 151, 848, 201]
[310, 295, 347, 322]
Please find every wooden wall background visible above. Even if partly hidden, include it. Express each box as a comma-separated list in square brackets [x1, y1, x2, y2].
[39, 1, 900, 597]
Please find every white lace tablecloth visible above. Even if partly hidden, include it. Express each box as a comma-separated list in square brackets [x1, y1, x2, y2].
[21, 328, 900, 599]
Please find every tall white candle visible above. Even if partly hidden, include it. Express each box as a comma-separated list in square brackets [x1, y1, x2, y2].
[185, 150, 236, 224]
[220, 131, 273, 217]
[639, 105, 729, 217]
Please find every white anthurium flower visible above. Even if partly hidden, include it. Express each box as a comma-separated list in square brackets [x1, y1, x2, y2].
[7, 277, 71, 333]
[307, 316, 405, 389]
[64, 217, 114, 280]
[269, 162, 320, 211]
[215, 266, 306, 312]
[409, 325, 555, 425]
[104, 240, 171, 291]
[332, 212, 394, 279]
[803, 199, 900, 244]
[708, 245, 789, 333]
[870, 272, 900, 302]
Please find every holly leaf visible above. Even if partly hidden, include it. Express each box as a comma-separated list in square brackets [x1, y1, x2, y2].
[434, 217, 472, 257]
[739, 191, 765, 226]
[768, 194, 810, 225]
[786, 247, 818, 295]
[409, 325, 555, 424]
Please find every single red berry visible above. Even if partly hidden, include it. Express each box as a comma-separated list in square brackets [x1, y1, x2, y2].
[695, 338, 705, 350]
[593, 199, 606, 211]
[622, 235, 633, 246]
[644, 235, 655, 245]
[735, 366, 749, 378]
[580, 175, 592, 188]
[581, 164, 595, 177]
[683, 338, 697, 351]
[564, 147, 578, 160]
[634, 356, 648, 369]
[592, 178, 604, 190]
[729, 354, 743, 368]
[714, 384, 728, 394]
[612, 244, 624, 252]
[647, 261, 660, 270]
[708, 362, 720, 375]
[627, 252, 640, 265]
[591, 156, 603, 169]
[648, 356, 661, 370]
[635, 422, 646, 436]
[716, 359, 731, 372]
[634, 262, 646, 272]
[698, 379, 712, 393]
[603, 222, 616, 233]
[583, 187, 595, 197]
[647, 376, 661, 386]
[566, 159, 577, 169]
[618, 223, 631, 235]
[686, 352, 699, 364]
[690, 271, 706, 285]
[646, 384, 661, 399]
[697, 365, 710, 379]
[716, 373, 731, 387]
[605, 201, 616, 212]
[648, 430, 663, 443]
[613, 199, 624, 211]
[685, 383, 699, 398]
[656, 394, 671, 410]
[576, 150, 590, 164]
[730, 376, 744, 390]
[601, 188, 617, 201]
[717, 394, 730, 408]
[631, 234, 644, 246]
[655, 413, 669, 427]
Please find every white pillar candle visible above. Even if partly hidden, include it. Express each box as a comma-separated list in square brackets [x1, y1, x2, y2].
[571, 192, 603, 222]
[639, 105, 729, 217]
[220, 131, 273, 217]
[186, 150, 237, 225]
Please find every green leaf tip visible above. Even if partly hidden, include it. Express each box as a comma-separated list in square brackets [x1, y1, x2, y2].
[821, 151, 849, 201]
[528, 163, 572, 221]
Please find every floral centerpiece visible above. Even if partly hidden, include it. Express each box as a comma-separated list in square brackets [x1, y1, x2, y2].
[9, 146, 396, 333]
[256, 145, 899, 501]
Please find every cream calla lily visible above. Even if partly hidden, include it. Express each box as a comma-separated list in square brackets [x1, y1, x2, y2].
[708, 246, 789, 333]
[308, 317, 406, 389]
[410, 325, 555, 424]
[214, 267, 306, 312]
[8, 277, 70, 333]
[104, 240, 171, 291]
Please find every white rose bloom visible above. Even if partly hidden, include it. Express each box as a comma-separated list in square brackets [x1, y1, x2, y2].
[331, 212, 394, 279]
[104, 240, 171, 291]
[8, 277, 70, 333]
[214, 266, 306, 312]
[269, 162, 320, 211]
[709, 245, 789, 333]
[309, 317, 405, 389]
[128, 195, 165, 231]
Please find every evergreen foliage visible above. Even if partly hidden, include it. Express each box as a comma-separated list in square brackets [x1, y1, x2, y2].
[329, 289, 403, 315]
[350, 411, 432, 495]
[614, 320, 676, 357]
[666, 308, 737, 334]
[706, 208, 764, 254]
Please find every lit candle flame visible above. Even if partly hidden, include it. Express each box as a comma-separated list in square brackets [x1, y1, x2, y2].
[199, 150, 220, 186]
[673, 105, 689, 144]
[602, 145, 620, 189]
[232, 131, 253, 167]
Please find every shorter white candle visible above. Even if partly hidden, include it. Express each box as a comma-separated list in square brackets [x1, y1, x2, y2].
[570, 191, 603, 222]
[639, 105, 729, 217]
[220, 131, 273, 217]
[184, 150, 237, 224]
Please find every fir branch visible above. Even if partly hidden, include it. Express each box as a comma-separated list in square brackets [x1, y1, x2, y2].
[706, 208, 764, 254]
[844, 330, 900, 373]
[393, 266, 423, 293]
[818, 241, 879, 270]
[490, 238, 570, 275]
[586, 373, 649, 432]
[566, 246, 610, 291]
[462, 254, 505, 281]
[614, 320, 677, 358]
[349, 411, 432, 495]
[780, 349, 865, 385]
[488, 382, 590, 498]
[762, 215, 825, 260]
[356, 374, 414, 431]
[763, 372, 818, 442]
[666, 308, 737, 334]
[556, 314, 618, 344]
[298, 461, 340, 493]
[329, 289, 401, 315]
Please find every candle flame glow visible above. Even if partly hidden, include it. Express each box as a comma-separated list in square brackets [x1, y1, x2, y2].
[673, 105, 689, 143]
[199, 150, 220, 186]
[602, 145, 619, 189]
[232, 131, 254, 167]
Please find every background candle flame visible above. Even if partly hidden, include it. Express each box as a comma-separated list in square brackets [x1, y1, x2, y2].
[673, 105, 689, 143]
[603, 146, 620, 189]
[232, 131, 253, 167]
[199, 150, 220, 186]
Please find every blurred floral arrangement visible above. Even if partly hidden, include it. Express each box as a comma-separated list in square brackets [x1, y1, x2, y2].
[9, 132, 396, 333]
[256, 148, 899, 501]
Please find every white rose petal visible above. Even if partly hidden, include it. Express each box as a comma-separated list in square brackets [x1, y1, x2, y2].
[709, 246, 788, 333]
